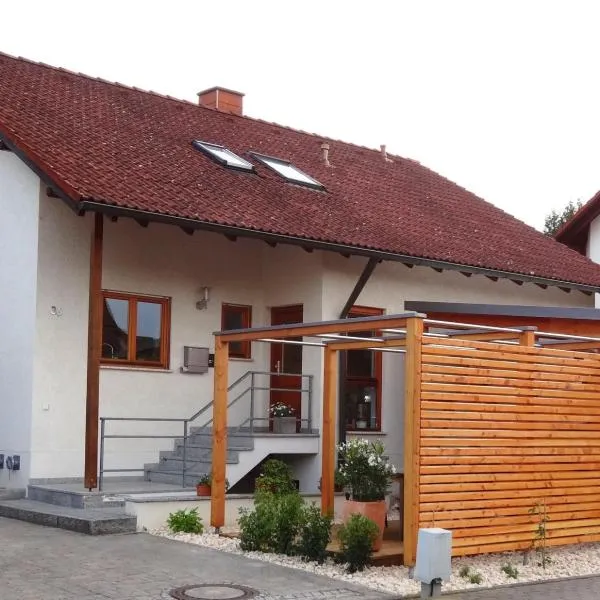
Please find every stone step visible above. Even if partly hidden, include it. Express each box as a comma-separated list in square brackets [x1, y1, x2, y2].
[144, 469, 210, 487]
[0, 487, 25, 501]
[162, 446, 246, 461]
[181, 433, 254, 448]
[27, 484, 125, 509]
[171, 441, 253, 456]
[0, 499, 137, 535]
[149, 455, 238, 473]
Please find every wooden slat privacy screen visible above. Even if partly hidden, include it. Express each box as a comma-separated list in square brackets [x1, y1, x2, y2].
[418, 336, 600, 557]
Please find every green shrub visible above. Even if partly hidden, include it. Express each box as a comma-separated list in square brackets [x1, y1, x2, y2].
[167, 508, 203, 534]
[336, 514, 378, 573]
[469, 573, 483, 585]
[271, 493, 304, 555]
[255, 459, 297, 496]
[458, 565, 471, 578]
[501, 563, 519, 579]
[238, 501, 276, 552]
[238, 491, 304, 555]
[297, 503, 333, 563]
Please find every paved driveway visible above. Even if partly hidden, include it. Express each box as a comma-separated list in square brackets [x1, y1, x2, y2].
[0, 517, 390, 600]
[1, 517, 599, 600]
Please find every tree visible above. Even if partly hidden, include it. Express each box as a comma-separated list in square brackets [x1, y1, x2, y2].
[544, 200, 583, 236]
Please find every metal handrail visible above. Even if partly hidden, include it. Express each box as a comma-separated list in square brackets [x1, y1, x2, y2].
[98, 370, 314, 491]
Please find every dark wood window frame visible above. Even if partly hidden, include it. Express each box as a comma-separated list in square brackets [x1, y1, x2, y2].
[101, 291, 171, 369]
[222, 303, 252, 359]
[344, 305, 384, 432]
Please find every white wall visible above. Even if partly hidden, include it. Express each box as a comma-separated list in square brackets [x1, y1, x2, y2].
[26, 190, 594, 486]
[0, 151, 40, 488]
[587, 216, 600, 308]
[29, 196, 91, 480]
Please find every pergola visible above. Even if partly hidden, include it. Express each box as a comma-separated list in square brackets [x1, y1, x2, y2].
[208, 310, 600, 563]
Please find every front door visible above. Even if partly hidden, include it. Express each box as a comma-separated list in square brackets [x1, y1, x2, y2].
[270, 305, 304, 432]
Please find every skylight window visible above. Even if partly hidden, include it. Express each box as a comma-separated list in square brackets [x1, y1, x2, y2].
[192, 141, 254, 172]
[249, 152, 324, 190]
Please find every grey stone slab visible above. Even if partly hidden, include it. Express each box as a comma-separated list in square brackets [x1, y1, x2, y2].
[0, 498, 137, 534]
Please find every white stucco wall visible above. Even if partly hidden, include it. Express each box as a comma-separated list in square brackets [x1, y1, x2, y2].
[23, 184, 595, 488]
[0, 151, 40, 488]
[29, 195, 91, 480]
[587, 216, 600, 308]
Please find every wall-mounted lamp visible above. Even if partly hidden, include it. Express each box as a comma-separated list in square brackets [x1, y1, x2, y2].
[196, 286, 211, 310]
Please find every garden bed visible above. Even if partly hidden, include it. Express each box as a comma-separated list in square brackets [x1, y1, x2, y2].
[149, 528, 600, 597]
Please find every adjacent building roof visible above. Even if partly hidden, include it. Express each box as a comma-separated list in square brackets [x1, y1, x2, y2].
[2, 51, 600, 289]
[555, 191, 600, 255]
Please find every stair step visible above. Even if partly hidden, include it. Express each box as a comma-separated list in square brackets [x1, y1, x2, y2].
[0, 488, 25, 501]
[161, 448, 243, 461]
[153, 457, 238, 472]
[144, 470, 211, 487]
[0, 499, 137, 535]
[27, 485, 125, 509]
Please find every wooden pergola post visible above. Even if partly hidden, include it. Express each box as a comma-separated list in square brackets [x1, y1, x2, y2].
[211, 337, 229, 529]
[519, 328, 536, 346]
[321, 346, 338, 515]
[84, 213, 103, 490]
[403, 316, 424, 566]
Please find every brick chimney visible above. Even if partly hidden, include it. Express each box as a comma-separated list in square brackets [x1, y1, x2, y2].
[197, 86, 244, 116]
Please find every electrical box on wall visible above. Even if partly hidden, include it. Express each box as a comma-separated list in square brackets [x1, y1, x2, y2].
[181, 346, 210, 374]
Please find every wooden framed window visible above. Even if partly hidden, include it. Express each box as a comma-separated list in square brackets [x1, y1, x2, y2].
[222, 303, 252, 359]
[344, 305, 384, 432]
[101, 291, 171, 369]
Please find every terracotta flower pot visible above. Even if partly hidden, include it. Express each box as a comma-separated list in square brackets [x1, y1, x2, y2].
[196, 483, 211, 497]
[343, 499, 387, 551]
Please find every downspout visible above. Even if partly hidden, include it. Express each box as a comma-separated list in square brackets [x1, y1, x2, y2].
[337, 258, 379, 447]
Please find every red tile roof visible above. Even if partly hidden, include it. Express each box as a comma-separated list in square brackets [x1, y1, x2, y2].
[2, 51, 600, 289]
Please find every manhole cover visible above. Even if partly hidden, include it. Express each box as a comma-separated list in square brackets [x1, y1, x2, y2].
[169, 584, 258, 600]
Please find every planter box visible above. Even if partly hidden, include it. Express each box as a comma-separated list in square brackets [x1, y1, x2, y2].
[273, 416, 297, 434]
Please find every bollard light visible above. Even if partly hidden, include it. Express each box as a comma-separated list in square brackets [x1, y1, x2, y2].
[414, 528, 452, 598]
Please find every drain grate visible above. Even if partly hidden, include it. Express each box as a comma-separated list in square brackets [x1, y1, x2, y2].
[169, 583, 258, 600]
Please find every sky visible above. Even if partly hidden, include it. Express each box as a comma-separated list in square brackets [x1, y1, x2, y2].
[2, 0, 600, 231]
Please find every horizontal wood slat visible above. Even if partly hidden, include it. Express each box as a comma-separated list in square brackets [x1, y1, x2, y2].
[419, 336, 600, 558]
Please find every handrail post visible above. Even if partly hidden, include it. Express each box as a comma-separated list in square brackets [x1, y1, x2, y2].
[99, 418, 105, 492]
[307, 374, 313, 433]
[250, 372, 255, 434]
[182, 420, 188, 488]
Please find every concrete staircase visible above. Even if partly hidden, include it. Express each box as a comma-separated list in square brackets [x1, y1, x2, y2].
[144, 427, 255, 487]
[144, 427, 320, 489]
[0, 484, 137, 535]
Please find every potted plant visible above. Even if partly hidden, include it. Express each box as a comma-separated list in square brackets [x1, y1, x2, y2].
[270, 402, 297, 434]
[196, 472, 230, 497]
[196, 473, 211, 497]
[337, 439, 396, 551]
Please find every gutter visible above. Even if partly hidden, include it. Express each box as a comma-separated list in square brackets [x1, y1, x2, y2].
[78, 200, 600, 294]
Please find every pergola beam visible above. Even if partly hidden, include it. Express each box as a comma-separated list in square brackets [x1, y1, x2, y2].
[215, 313, 423, 343]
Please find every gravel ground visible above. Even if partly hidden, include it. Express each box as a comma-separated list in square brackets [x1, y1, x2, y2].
[150, 528, 600, 597]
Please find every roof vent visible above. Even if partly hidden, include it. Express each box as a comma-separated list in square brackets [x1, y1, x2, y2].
[197, 87, 244, 116]
[380, 144, 393, 163]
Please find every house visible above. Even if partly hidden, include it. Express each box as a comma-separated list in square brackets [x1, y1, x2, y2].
[556, 191, 600, 307]
[2, 49, 600, 507]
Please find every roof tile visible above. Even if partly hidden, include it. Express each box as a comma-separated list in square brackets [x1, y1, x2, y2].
[2, 51, 600, 287]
